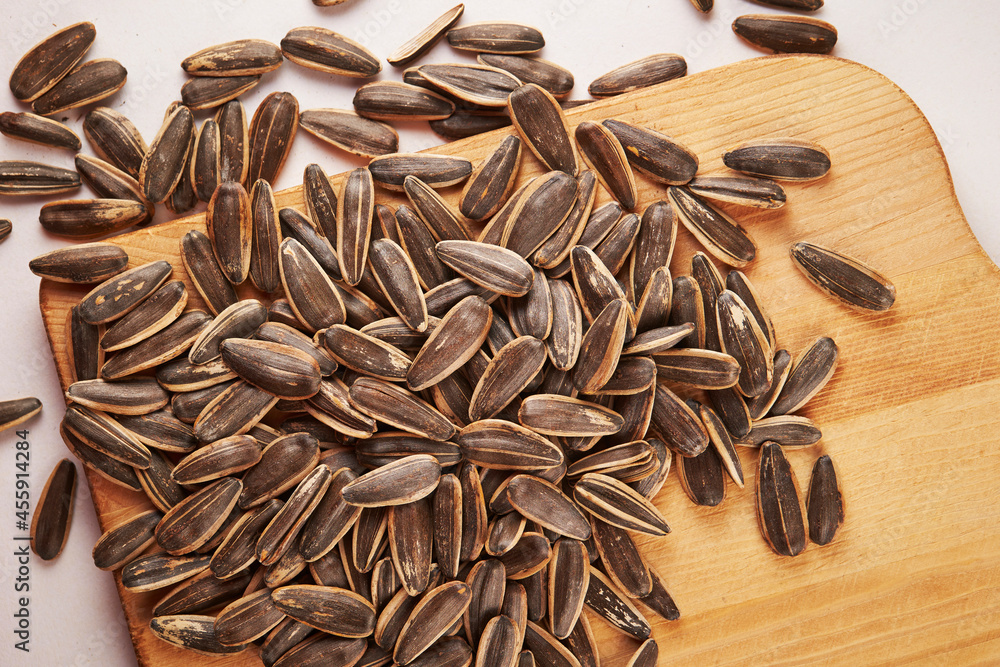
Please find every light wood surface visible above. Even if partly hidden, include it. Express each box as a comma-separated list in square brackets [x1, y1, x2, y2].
[38, 55, 1000, 665]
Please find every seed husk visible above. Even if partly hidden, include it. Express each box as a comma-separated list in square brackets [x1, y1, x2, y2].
[388, 496, 434, 595]
[370, 153, 472, 191]
[508, 84, 578, 176]
[418, 63, 522, 107]
[593, 211, 641, 278]
[717, 289, 773, 397]
[188, 299, 267, 364]
[567, 440, 652, 477]
[508, 269, 552, 340]
[191, 120, 221, 201]
[257, 465, 333, 566]
[435, 241, 533, 298]
[0, 111, 80, 149]
[31, 58, 126, 116]
[486, 511, 525, 557]
[570, 245, 630, 327]
[518, 395, 622, 437]
[342, 454, 442, 508]
[575, 120, 637, 210]
[544, 280, 583, 372]
[590, 516, 652, 598]
[248, 91, 299, 186]
[476, 616, 520, 667]
[574, 298, 630, 393]
[629, 201, 678, 302]
[66, 378, 168, 416]
[278, 206, 341, 278]
[603, 119, 698, 185]
[407, 295, 492, 391]
[767, 340, 833, 418]
[299, 108, 398, 158]
[58, 420, 141, 491]
[354, 81, 455, 121]
[278, 238, 346, 332]
[746, 349, 792, 420]
[75, 261, 171, 328]
[533, 171, 597, 270]
[100, 281, 187, 352]
[355, 380, 456, 441]
[691, 0, 714, 11]
[30, 244, 129, 286]
[0, 220, 9, 243]
[725, 269, 776, 349]
[738, 415, 823, 448]
[669, 186, 756, 268]
[74, 155, 153, 221]
[698, 404, 745, 488]
[546, 538, 590, 640]
[688, 175, 787, 209]
[733, 14, 838, 55]
[431, 110, 513, 139]
[353, 435, 460, 475]
[469, 337, 547, 420]
[209, 500, 283, 579]
[464, 558, 506, 645]
[478, 53, 573, 98]
[9, 22, 96, 102]
[653, 348, 740, 389]
[404, 175, 470, 242]
[757, 442, 806, 556]
[205, 181, 252, 284]
[507, 475, 591, 540]
[154, 477, 242, 555]
[83, 107, 146, 178]
[677, 427, 727, 506]
[0, 160, 80, 196]
[458, 420, 563, 471]
[336, 167, 375, 286]
[650, 383, 709, 457]
[259, 619, 315, 667]
[448, 22, 545, 54]
[623, 324, 694, 357]
[214, 100, 249, 185]
[388, 3, 465, 66]
[589, 54, 686, 97]
[38, 198, 149, 239]
[222, 338, 321, 400]
[305, 377, 377, 439]
[274, 635, 367, 667]
[281, 27, 380, 77]
[367, 239, 428, 332]
[149, 614, 248, 655]
[171, 435, 261, 485]
[503, 172, 579, 259]
[172, 381, 234, 425]
[395, 581, 472, 664]
[181, 230, 238, 316]
[750, 0, 823, 9]
[138, 105, 193, 203]
[790, 242, 895, 311]
[807, 454, 843, 545]
[29, 459, 76, 561]
[523, 621, 582, 667]
[181, 74, 262, 111]
[584, 568, 651, 640]
[182, 39, 282, 76]
[724, 137, 831, 181]
[93, 509, 162, 571]
[573, 473, 670, 536]
[323, 324, 411, 381]
[194, 379, 279, 443]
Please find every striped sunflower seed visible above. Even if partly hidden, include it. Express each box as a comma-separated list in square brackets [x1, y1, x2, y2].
[322, 324, 410, 381]
[598, 356, 657, 396]
[181, 74, 261, 111]
[623, 324, 694, 356]
[29, 242, 128, 284]
[220, 338, 321, 400]
[274, 635, 367, 667]
[281, 27, 380, 77]
[677, 425, 726, 507]
[210, 500, 283, 578]
[58, 421, 141, 491]
[589, 53, 686, 97]
[502, 172, 579, 258]
[447, 22, 545, 54]
[30, 459, 76, 560]
[140, 105, 194, 203]
[724, 138, 831, 181]
[256, 464, 333, 566]
[756, 442, 806, 556]
[369, 153, 472, 190]
[807, 454, 843, 546]
[299, 467, 362, 562]
[0, 111, 79, 149]
[149, 615, 248, 655]
[388, 496, 434, 595]
[457, 419, 563, 471]
[74, 155, 153, 220]
[246, 179, 281, 292]
[574, 473, 670, 536]
[547, 538, 590, 639]
[154, 477, 242, 554]
[337, 167, 375, 286]
[273, 585, 377, 637]
[92, 509, 162, 571]
[746, 349, 792, 420]
[100, 280, 187, 351]
[116, 409, 198, 453]
[733, 14, 838, 55]
[354, 81, 455, 121]
[0, 160, 80, 196]
[215, 100, 248, 184]
[533, 171, 597, 270]
[404, 174, 469, 241]
[738, 415, 822, 448]
[575, 120, 637, 210]
[790, 242, 896, 311]
[603, 119, 698, 185]
[506, 475, 591, 540]
[430, 110, 512, 139]
[771, 337, 838, 415]
[478, 54, 574, 98]
[151, 568, 250, 617]
[567, 441, 653, 477]
[726, 269, 776, 348]
[626, 639, 659, 667]
[305, 377, 377, 439]
[214, 588, 286, 646]
[688, 175, 786, 209]
[83, 107, 146, 178]
[181, 230, 238, 316]
[342, 454, 442, 507]
[669, 185, 756, 267]
[691, 0, 713, 11]
[518, 395, 622, 437]
[39, 198, 149, 239]
[247, 91, 299, 185]
[278, 206, 341, 277]
[590, 516, 651, 598]
[418, 63, 522, 107]
[368, 239, 428, 332]
[299, 109, 398, 158]
[574, 298, 629, 393]
[570, 244, 630, 328]
[66, 378, 168, 416]
[469, 336, 547, 420]
[182, 39, 282, 76]
[508, 84, 578, 176]
[189, 299, 268, 364]
[477, 616, 520, 667]
[523, 620, 583, 665]
[279, 238, 346, 332]
[407, 295, 492, 391]
[630, 201, 677, 301]
[436, 241, 533, 297]
[171, 435, 261, 485]
[193, 380, 279, 443]
[388, 3, 465, 66]
[192, 120, 221, 201]
[650, 383, 709, 457]
[565, 614, 598, 667]
[699, 403, 745, 488]
[9, 22, 96, 102]
[508, 268, 551, 340]
[717, 289, 773, 397]
[395, 581, 472, 664]
[653, 348, 740, 389]
[0, 220, 9, 242]
[32, 58, 127, 116]
[584, 568, 651, 639]
[77, 260, 171, 325]
[750, 0, 823, 9]
[546, 279, 583, 371]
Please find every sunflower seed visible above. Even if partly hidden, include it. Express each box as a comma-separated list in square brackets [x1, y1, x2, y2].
[593, 212, 641, 279]
[0, 111, 79, 151]
[507, 475, 591, 540]
[240, 436, 318, 511]
[590, 517, 652, 599]
[573, 472, 670, 536]
[223, 339, 321, 400]
[517, 395, 621, 438]
[406, 295, 491, 390]
[688, 175, 787, 209]
[138, 105, 193, 203]
[574, 298, 630, 393]
[365, 242, 427, 335]
[468, 337, 546, 421]
[276, 635, 368, 667]
[570, 245, 629, 326]
[770, 339, 837, 418]
[523, 621, 581, 666]
[9, 21, 95, 102]
[210, 101, 247, 186]
[171, 435, 261, 485]
[431, 110, 513, 139]
[256, 465, 332, 566]
[724, 137, 832, 182]
[757, 442, 806, 556]
[476, 616, 520, 667]
[691, 0, 713, 11]
[400, 178, 469, 245]
[733, 14, 838, 54]
[792, 241, 896, 311]
[0, 160, 78, 196]
[652, 349, 739, 390]
[418, 63, 522, 107]
[305, 377, 376, 438]
[567, 440, 652, 477]
[458, 420, 563, 471]
[181, 75, 261, 112]
[478, 53, 573, 99]
[354, 81, 456, 121]
[542, 280, 582, 372]
[190, 120, 221, 201]
[486, 511, 525, 557]
[65, 379, 166, 417]
[38, 198, 149, 239]
[171, 381, 234, 425]
[726, 272, 775, 350]
[717, 289, 773, 397]
[277, 239, 345, 333]
[99, 280, 186, 351]
[533, 173, 596, 272]
[584, 568, 651, 639]
[208, 500, 282, 579]
[122, 552, 213, 593]
[434, 242, 531, 299]
[182, 39, 282, 76]
[603, 119, 698, 185]
[396, 581, 472, 664]
[355, 435, 460, 473]
[104, 311, 210, 381]
[194, 379, 279, 443]
[180, 230, 238, 316]
[149, 614, 248, 655]
[500, 532, 551, 580]
[751, 0, 823, 8]
[187, 299, 266, 364]
[278, 208, 340, 280]
[260, 619, 316, 667]
[281, 27, 379, 77]
[28, 459, 75, 561]
[330, 167, 373, 286]
[386, 3, 464, 65]
[696, 404, 743, 489]
[448, 22, 544, 54]
[508, 84, 578, 176]
[807, 454, 843, 545]
[205, 181, 253, 284]
[628, 203, 677, 305]
[92, 509, 162, 571]
[589, 53, 686, 97]
[0, 220, 9, 243]
[298, 112, 398, 162]
[210, 588, 285, 647]
[504, 173, 580, 260]
[247, 91, 299, 185]
[386, 497, 434, 595]
[83, 107, 146, 178]
[669, 186, 756, 267]
[621, 324, 692, 357]
[153, 477, 242, 555]
[30, 244, 127, 286]
[541, 538, 590, 640]
[31, 58, 126, 116]
[739, 415, 823, 448]
[370, 153, 473, 191]
[744, 348, 792, 420]
[340, 455, 442, 508]
[74, 156, 153, 221]
[58, 420, 141, 490]
[676, 423, 727, 506]
[574, 120, 636, 210]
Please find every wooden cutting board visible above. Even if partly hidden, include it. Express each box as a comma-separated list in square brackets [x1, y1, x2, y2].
[38, 55, 1000, 666]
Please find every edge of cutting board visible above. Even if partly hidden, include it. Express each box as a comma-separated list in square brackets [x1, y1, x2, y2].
[39, 54, 1000, 666]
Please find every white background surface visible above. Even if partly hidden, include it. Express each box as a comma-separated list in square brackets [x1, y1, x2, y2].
[0, 0, 997, 664]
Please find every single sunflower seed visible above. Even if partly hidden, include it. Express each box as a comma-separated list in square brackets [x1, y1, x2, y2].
[807, 454, 843, 546]
[589, 54, 686, 97]
[280, 27, 380, 77]
[733, 14, 838, 55]
[756, 442, 806, 556]
[790, 242, 896, 311]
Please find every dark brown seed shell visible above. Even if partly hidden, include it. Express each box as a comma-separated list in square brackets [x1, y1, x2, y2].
[591, 517, 652, 598]
[388, 496, 434, 595]
[154, 477, 242, 555]
[418, 63, 522, 107]
[354, 81, 455, 121]
[342, 454, 442, 507]
[507, 475, 591, 540]
[299, 109, 398, 158]
[38, 198, 148, 239]
[733, 14, 838, 55]
[395, 581, 472, 664]
[182, 39, 282, 76]
[508, 84, 578, 176]
[574, 473, 670, 536]
[603, 119, 698, 185]
[76, 260, 171, 326]
[584, 568, 651, 639]
[388, 3, 466, 66]
[210, 500, 283, 579]
[724, 137, 832, 181]
[140, 105, 194, 204]
[717, 290, 773, 397]
[248, 91, 299, 186]
[281, 27, 380, 78]
[369, 153, 472, 191]
[29, 243, 128, 284]
[447, 22, 545, 54]
[32, 58, 127, 116]
[790, 242, 896, 311]
[756, 442, 806, 556]
[669, 186, 756, 268]
[457, 420, 563, 471]
[9, 22, 96, 102]
[407, 295, 492, 391]
[122, 553, 212, 593]
[149, 614, 248, 655]
[772, 337, 838, 415]
[522, 621, 581, 667]
[0, 111, 80, 149]
[182, 74, 261, 111]
[574, 298, 629, 393]
[58, 421, 141, 491]
[631, 201, 678, 302]
[589, 54, 686, 97]
[274, 635, 366, 667]
[30, 459, 76, 560]
[194, 380, 279, 443]
[688, 175, 787, 209]
[431, 110, 513, 139]
[479, 54, 574, 98]
[807, 454, 843, 545]
[0, 160, 79, 196]
[93, 509, 162, 571]
[83, 107, 147, 178]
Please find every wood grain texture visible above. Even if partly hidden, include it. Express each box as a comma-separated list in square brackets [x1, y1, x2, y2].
[38, 55, 1000, 665]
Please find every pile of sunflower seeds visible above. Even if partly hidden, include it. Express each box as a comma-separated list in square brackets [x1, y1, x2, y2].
[3, 4, 887, 666]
